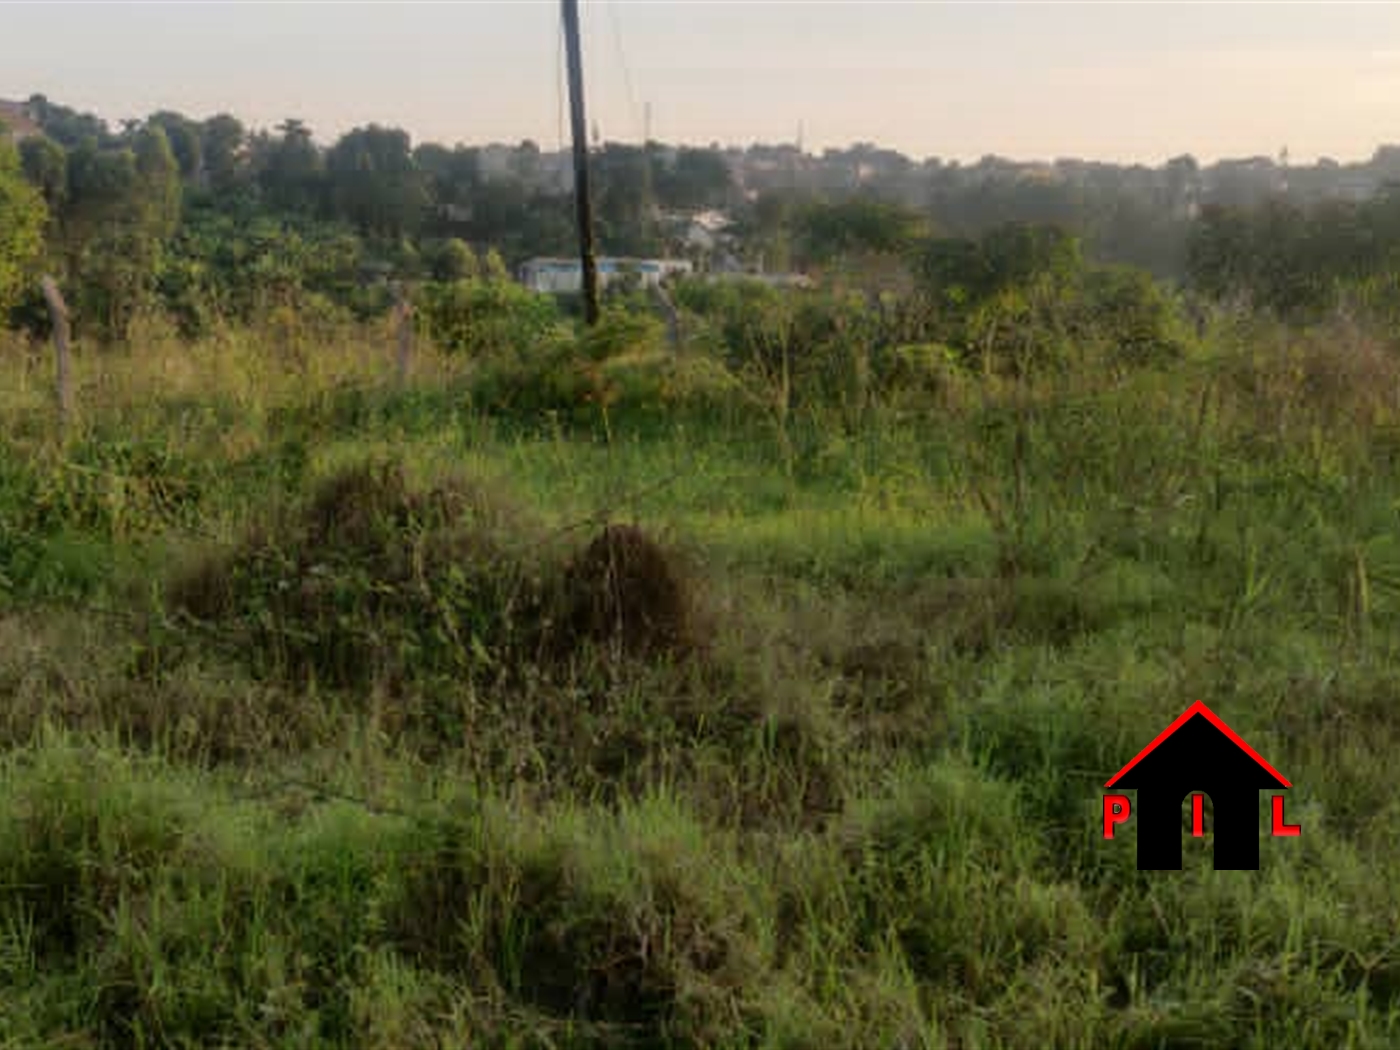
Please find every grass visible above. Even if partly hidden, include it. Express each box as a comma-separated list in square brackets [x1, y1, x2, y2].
[2, 315, 1400, 1046]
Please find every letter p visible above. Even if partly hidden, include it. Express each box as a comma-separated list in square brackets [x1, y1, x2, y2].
[1103, 794, 1131, 838]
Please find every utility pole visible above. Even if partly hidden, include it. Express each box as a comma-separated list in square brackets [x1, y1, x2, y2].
[562, 0, 600, 325]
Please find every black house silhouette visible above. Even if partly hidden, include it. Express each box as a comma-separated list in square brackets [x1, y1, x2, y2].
[1106, 701, 1291, 870]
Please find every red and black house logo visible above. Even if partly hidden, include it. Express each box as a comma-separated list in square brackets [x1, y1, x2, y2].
[1103, 701, 1300, 870]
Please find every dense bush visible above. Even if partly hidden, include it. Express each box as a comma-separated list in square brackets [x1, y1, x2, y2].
[414, 276, 564, 356]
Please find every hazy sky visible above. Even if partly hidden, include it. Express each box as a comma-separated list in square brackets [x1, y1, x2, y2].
[3, 2, 1399, 164]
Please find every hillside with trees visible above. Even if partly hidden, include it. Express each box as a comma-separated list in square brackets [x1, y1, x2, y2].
[8, 93, 1400, 345]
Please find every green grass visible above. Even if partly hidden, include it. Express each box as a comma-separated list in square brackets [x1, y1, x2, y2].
[3, 320, 1400, 1047]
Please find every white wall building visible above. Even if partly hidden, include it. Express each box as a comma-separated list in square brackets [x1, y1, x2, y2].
[519, 257, 694, 294]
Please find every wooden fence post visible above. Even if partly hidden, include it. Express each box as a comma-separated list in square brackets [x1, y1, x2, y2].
[651, 282, 681, 349]
[392, 281, 414, 385]
[40, 276, 72, 428]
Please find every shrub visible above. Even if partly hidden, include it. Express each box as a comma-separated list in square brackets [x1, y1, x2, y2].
[168, 460, 543, 690]
[415, 276, 564, 356]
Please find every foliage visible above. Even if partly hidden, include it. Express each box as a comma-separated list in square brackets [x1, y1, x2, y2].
[11, 87, 1400, 1050]
[18, 135, 66, 210]
[414, 275, 563, 357]
[325, 124, 428, 240]
[422, 237, 479, 281]
[794, 196, 929, 268]
[1186, 190, 1400, 322]
[0, 140, 46, 318]
[2, 317, 1400, 1045]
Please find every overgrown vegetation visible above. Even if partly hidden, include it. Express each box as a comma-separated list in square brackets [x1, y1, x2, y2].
[4, 262, 1400, 1046]
[8, 90, 1400, 1050]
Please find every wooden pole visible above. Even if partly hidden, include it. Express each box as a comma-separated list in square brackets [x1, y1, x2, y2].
[392, 281, 414, 385]
[561, 0, 601, 326]
[40, 276, 72, 428]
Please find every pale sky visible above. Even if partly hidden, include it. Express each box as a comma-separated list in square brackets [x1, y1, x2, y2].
[3, 1, 1399, 165]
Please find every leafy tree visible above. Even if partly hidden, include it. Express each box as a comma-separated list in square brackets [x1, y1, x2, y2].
[414, 143, 478, 207]
[508, 139, 542, 186]
[917, 236, 996, 308]
[25, 94, 111, 149]
[793, 198, 928, 268]
[415, 275, 560, 356]
[325, 124, 426, 239]
[147, 110, 203, 181]
[1075, 265, 1185, 369]
[978, 222, 1081, 294]
[56, 129, 183, 339]
[200, 114, 246, 192]
[0, 140, 46, 317]
[659, 147, 733, 210]
[593, 143, 661, 255]
[19, 136, 67, 210]
[483, 248, 510, 282]
[256, 119, 324, 215]
[917, 222, 1080, 311]
[134, 124, 182, 239]
[423, 238, 478, 281]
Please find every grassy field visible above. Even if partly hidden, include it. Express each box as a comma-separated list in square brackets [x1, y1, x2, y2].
[3, 314, 1400, 1048]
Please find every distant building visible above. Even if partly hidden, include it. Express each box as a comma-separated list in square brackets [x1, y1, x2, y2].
[0, 100, 42, 143]
[520, 257, 694, 294]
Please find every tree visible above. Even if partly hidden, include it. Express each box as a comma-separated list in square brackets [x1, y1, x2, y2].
[257, 119, 324, 215]
[325, 124, 426, 239]
[59, 130, 182, 340]
[134, 124, 182, 239]
[423, 238, 478, 281]
[592, 143, 659, 255]
[201, 113, 246, 192]
[794, 198, 928, 268]
[147, 110, 203, 181]
[26, 94, 112, 149]
[660, 147, 733, 210]
[508, 139, 542, 187]
[0, 140, 46, 317]
[19, 136, 67, 210]
[483, 247, 510, 282]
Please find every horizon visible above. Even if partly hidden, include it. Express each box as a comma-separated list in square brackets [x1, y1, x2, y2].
[3, 2, 1400, 167]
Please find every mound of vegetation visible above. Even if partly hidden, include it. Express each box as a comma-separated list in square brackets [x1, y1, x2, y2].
[557, 524, 709, 662]
[167, 462, 712, 692]
[168, 461, 546, 689]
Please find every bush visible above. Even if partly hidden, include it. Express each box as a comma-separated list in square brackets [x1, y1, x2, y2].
[415, 276, 564, 356]
[168, 460, 543, 690]
[1076, 265, 1188, 370]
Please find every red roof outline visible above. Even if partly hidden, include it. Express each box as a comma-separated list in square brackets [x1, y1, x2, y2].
[1105, 700, 1291, 789]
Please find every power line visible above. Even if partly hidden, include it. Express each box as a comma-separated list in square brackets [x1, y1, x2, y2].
[556, 9, 566, 151]
[604, 0, 645, 144]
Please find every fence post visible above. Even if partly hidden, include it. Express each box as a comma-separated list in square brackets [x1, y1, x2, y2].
[40, 275, 72, 428]
[650, 282, 681, 349]
[392, 281, 414, 385]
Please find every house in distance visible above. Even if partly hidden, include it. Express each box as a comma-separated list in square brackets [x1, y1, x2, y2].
[519, 257, 694, 294]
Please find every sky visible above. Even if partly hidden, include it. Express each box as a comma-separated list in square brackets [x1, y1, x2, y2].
[3, 1, 1399, 165]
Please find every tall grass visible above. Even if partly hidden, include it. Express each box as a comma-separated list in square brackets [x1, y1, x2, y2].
[2, 311, 1400, 1046]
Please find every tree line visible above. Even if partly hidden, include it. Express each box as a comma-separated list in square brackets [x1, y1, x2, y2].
[5, 93, 1400, 345]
